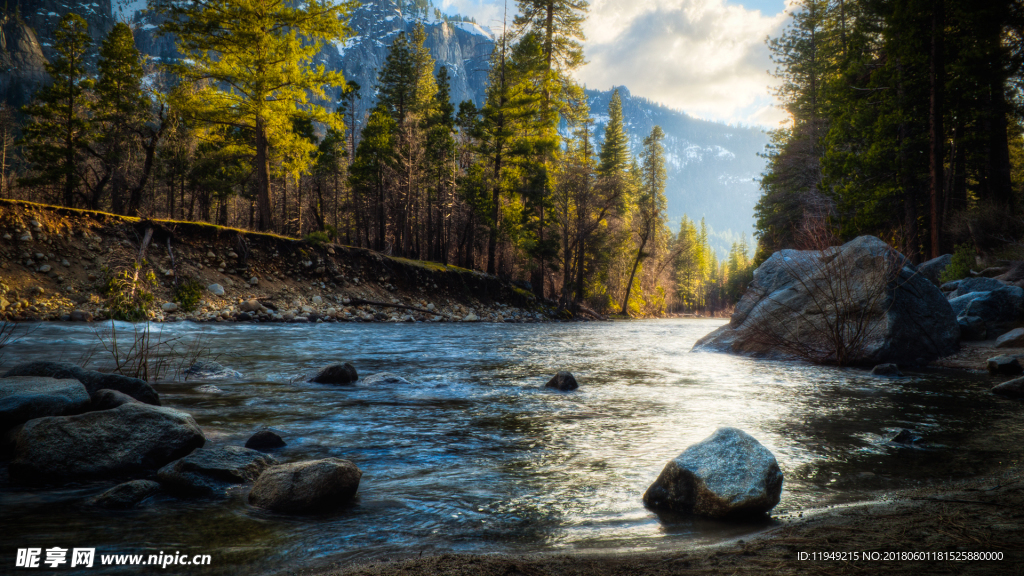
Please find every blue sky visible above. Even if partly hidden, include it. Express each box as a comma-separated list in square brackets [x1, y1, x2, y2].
[438, 0, 794, 127]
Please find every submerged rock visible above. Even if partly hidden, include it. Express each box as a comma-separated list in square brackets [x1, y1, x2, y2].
[184, 361, 242, 381]
[3, 362, 160, 405]
[871, 364, 903, 377]
[891, 429, 920, 444]
[693, 237, 959, 365]
[248, 458, 362, 514]
[642, 428, 783, 518]
[361, 372, 410, 386]
[8, 403, 205, 485]
[157, 446, 276, 496]
[0, 377, 90, 431]
[88, 480, 162, 509]
[309, 363, 358, 384]
[545, 371, 579, 391]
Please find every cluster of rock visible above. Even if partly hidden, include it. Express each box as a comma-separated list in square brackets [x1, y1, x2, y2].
[0, 361, 361, 514]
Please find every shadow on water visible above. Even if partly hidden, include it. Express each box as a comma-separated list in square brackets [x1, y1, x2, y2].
[1, 319, 1023, 574]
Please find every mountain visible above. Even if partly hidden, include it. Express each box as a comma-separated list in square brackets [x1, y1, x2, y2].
[131, 0, 494, 118]
[587, 86, 769, 255]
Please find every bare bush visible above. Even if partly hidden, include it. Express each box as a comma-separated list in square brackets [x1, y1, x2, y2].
[90, 320, 213, 382]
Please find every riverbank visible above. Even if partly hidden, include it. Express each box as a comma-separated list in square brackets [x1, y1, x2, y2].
[0, 199, 565, 324]
[294, 468, 1024, 576]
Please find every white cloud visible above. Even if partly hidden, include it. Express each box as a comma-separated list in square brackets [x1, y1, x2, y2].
[579, 0, 790, 127]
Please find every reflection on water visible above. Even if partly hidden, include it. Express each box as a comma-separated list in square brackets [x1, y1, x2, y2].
[1, 319, 1022, 574]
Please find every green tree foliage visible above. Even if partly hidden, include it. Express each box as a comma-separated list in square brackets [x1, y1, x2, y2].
[20, 13, 93, 208]
[757, 0, 1024, 262]
[155, 0, 356, 231]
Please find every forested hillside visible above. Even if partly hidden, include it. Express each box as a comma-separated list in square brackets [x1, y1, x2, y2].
[0, 0, 759, 318]
[756, 0, 1024, 265]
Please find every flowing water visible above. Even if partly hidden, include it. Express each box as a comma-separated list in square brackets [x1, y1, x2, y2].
[1, 319, 1022, 574]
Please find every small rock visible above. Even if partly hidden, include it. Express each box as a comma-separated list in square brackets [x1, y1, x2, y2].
[987, 355, 1023, 376]
[90, 389, 141, 410]
[37, 264, 51, 273]
[361, 372, 410, 386]
[995, 328, 1024, 349]
[871, 364, 903, 377]
[207, 283, 225, 296]
[206, 251, 216, 258]
[61, 259, 70, 267]
[463, 313, 478, 322]
[245, 429, 286, 451]
[239, 299, 262, 312]
[194, 385, 223, 393]
[69, 310, 93, 322]
[545, 371, 579, 391]
[236, 312, 252, 322]
[643, 428, 783, 518]
[309, 363, 358, 384]
[161, 302, 178, 313]
[249, 276, 259, 286]
[19, 233, 32, 242]
[248, 458, 362, 514]
[88, 479, 161, 509]
[312, 296, 323, 305]
[891, 429, 920, 444]
[992, 377, 1024, 399]
[183, 361, 242, 380]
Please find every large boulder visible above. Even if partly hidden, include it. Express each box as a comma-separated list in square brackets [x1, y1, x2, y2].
[88, 480, 162, 509]
[90, 389, 141, 411]
[642, 428, 783, 518]
[248, 458, 362, 514]
[987, 355, 1023, 376]
[958, 316, 988, 341]
[949, 292, 988, 317]
[8, 403, 205, 484]
[157, 446, 276, 496]
[916, 254, 952, 286]
[0, 377, 90, 431]
[996, 328, 1024, 349]
[992, 378, 1024, 399]
[3, 362, 160, 405]
[693, 237, 959, 365]
[309, 363, 358, 384]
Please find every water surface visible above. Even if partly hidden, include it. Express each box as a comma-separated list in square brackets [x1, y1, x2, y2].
[1, 319, 1021, 574]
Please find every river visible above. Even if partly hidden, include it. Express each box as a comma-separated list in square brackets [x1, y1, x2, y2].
[1, 319, 1021, 574]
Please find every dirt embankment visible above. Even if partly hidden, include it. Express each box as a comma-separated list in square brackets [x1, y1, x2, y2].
[0, 200, 559, 324]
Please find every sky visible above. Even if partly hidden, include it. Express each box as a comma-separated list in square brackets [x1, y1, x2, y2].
[437, 0, 794, 127]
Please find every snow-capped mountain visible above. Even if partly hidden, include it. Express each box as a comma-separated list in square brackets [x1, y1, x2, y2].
[587, 86, 769, 252]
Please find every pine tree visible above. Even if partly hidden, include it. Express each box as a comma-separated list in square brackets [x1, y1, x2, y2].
[598, 88, 629, 178]
[621, 125, 665, 315]
[155, 0, 355, 231]
[20, 13, 92, 208]
[94, 22, 163, 216]
[349, 105, 397, 251]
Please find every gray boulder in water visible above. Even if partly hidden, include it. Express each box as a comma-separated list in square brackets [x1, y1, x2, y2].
[3, 362, 160, 405]
[157, 446, 276, 496]
[693, 236, 959, 365]
[248, 458, 362, 514]
[8, 403, 205, 485]
[88, 480, 162, 509]
[643, 428, 783, 518]
[0, 377, 91, 431]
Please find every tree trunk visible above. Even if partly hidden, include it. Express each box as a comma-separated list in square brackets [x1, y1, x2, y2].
[255, 121, 273, 231]
[928, 0, 945, 259]
[622, 232, 649, 317]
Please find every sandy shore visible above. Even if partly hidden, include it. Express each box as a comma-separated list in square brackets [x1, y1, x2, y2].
[285, 468, 1024, 576]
